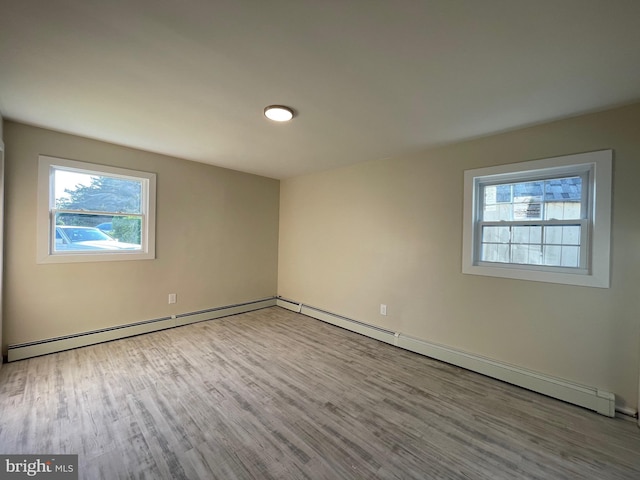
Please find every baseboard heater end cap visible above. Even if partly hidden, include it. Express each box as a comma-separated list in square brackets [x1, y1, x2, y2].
[596, 389, 616, 417]
[276, 297, 302, 313]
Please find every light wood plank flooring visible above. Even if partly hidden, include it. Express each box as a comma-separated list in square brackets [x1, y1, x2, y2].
[1, 306, 639, 479]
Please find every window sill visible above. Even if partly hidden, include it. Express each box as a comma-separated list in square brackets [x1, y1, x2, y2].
[37, 250, 155, 264]
[462, 263, 609, 288]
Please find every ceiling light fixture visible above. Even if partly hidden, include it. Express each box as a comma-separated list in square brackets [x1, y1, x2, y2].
[264, 105, 294, 122]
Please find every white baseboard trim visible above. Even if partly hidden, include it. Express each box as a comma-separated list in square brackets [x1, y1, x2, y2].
[301, 304, 397, 345]
[396, 334, 615, 417]
[8, 297, 277, 362]
[174, 298, 276, 327]
[285, 301, 617, 418]
[615, 405, 638, 421]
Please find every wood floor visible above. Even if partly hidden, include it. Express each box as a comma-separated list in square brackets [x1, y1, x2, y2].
[1, 307, 639, 479]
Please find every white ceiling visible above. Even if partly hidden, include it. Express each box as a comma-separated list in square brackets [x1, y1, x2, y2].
[1, 1, 639, 179]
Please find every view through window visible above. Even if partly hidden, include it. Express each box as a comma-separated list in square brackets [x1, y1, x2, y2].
[37, 156, 156, 263]
[53, 168, 144, 253]
[479, 176, 585, 268]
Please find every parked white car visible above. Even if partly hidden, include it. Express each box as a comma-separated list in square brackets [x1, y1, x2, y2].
[55, 226, 140, 251]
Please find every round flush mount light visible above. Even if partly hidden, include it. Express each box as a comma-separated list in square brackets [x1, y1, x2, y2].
[264, 105, 294, 122]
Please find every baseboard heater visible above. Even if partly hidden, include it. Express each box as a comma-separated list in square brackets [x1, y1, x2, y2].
[8, 297, 277, 362]
[277, 297, 616, 418]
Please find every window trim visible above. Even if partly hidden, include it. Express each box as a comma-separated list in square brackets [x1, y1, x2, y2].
[37, 155, 156, 264]
[462, 150, 612, 288]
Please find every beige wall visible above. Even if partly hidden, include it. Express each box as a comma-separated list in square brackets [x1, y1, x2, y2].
[3, 121, 279, 352]
[278, 103, 640, 411]
[0, 112, 4, 366]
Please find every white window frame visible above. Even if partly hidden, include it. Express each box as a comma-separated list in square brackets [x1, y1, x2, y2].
[37, 155, 156, 264]
[462, 150, 612, 288]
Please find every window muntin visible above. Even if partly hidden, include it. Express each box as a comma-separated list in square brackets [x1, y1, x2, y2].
[37, 156, 156, 263]
[462, 150, 612, 288]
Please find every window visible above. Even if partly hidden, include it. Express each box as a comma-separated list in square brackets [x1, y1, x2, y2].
[37, 156, 156, 263]
[462, 150, 612, 287]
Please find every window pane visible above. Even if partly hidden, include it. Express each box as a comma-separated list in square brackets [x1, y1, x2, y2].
[544, 226, 563, 245]
[544, 177, 582, 220]
[511, 226, 527, 244]
[562, 226, 581, 245]
[483, 205, 498, 221]
[482, 226, 510, 243]
[530, 226, 542, 244]
[511, 243, 544, 266]
[481, 243, 510, 263]
[54, 168, 142, 214]
[482, 243, 498, 262]
[527, 245, 543, 265]
[543, 245, 562, 266]
[544, 176, 582, 201]
[543, 225, 581, 246]
[484, 177, 584, 223]
[497, 226, 510, 243]
[496, 184, 512, 203]
[511, 244, 529, 264]
[496, 204, 511, 221]
[484, 185, 497, 205]
[54, 169, 95, 205]
[560, 246, 580, 267]
[545, 202, 564, 220]
[496, 244, 510, 263]
[53, 212, 142, 253]
[513, 181, 543, 203]
[545, 201, 582, 220]
[482, 226, 499, 243]
[511, 226, 542, 246]
[513, 202, 541, 220]
[561, 202, 581, 220]
[480, 223, 582, 269]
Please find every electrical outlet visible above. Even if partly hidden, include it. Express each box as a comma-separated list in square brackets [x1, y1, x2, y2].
[380, 304, 387, 316]
[168, 293, 177, 304]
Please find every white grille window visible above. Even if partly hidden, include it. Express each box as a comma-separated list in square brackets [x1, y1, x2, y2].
[479, 175, 586, 269]
[462, 151, 612, 288]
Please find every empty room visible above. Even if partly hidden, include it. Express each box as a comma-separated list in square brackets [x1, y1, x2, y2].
[1, 1, 640, 479]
